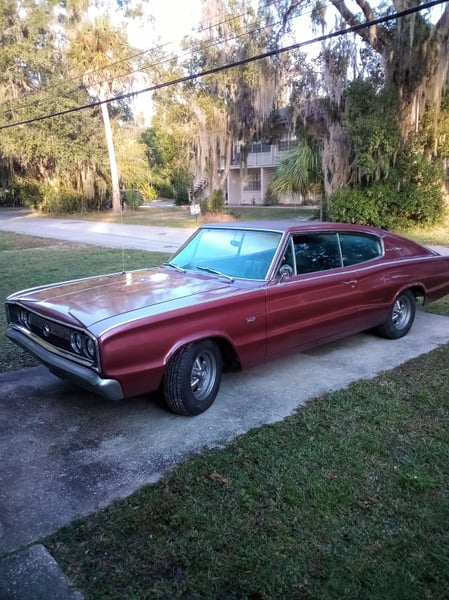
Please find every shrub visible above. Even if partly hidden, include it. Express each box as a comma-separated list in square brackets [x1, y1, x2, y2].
[174, 186, 189, 205]
[264, 188, 279, 206]
[0, 187, 22, 207]
[327, 155, 444, 229]
[199, 190, 225, 214]
[327, 187, 380, 225]
[40, 188, 85, 214]
[14, 182, 42, 208]
[208, 189, 225, 213]
[139, 183, 158, 202]
[154, 181, 174, 199]
[172, 169, 192, 206]
[123, 189, 144, 210]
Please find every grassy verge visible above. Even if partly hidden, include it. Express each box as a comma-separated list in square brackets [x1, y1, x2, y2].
[6, 204, 319, 228]
[397, 214, 449, 247]
[0, 231, 169, 371]
[45, 345, 449, 599]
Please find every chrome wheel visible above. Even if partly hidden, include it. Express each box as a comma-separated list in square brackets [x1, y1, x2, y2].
[375, 289, 416, 340]
[163, 340, 222, 415]
[191, 349, 218, 402]
[392, 295, 413, 330]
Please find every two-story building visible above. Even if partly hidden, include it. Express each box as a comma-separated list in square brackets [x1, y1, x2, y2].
[227, 138, 300, 205]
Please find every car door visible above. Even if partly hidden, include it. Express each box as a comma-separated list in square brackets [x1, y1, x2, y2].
[265, 232, 364, 357]
[338, 232, 388, 328]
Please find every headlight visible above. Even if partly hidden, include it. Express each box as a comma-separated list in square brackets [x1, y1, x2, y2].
[84, 337, 96, 360]
[18, 308, 31, 329]
[70, 331, 97, 361]
[70, 332, 83, 354]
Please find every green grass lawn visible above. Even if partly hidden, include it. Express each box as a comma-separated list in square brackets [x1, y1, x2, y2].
[45, 347, 449, 599]
[1, 228, 449, 599]
[397, 216, 449, 247]
[10, 203, 319, 228]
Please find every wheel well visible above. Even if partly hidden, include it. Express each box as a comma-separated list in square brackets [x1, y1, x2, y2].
[212, 337, 241, 372]
[408, 285, 426, 305]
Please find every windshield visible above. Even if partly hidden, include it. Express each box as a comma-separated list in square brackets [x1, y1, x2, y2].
[170, 228, 282, 280]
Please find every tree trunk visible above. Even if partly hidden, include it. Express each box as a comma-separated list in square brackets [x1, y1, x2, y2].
[100, 101, 121, 212]
[322, 121, 352, 197]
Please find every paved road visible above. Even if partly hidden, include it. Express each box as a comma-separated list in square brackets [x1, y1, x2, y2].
[0, 209, 195, 252]
[1, 209, 449, 598]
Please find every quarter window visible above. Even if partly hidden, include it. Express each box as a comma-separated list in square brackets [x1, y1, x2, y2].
[339, 233, 382, 266]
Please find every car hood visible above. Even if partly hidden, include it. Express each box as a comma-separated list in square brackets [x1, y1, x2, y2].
[10, 267, 237, 328]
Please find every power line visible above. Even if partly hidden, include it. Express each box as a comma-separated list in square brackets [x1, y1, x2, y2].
[0, 0, 283, 118]
[0, 0, 446, 132]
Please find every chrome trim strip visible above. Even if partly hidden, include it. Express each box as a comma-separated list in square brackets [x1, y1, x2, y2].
[7, 328, 123, 401]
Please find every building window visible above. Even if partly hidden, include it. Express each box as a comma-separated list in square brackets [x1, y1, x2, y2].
[251, 142, 271, 153]
[243, 171, 261, 191]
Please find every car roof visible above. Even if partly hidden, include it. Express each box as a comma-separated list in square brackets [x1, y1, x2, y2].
[202, 220, 387, 236]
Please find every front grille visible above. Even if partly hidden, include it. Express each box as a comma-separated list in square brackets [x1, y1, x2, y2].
[28, 313, 73, 352]
[7, 303, 98, 368]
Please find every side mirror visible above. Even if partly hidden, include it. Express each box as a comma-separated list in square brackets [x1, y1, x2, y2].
[279, 264, 293, 282]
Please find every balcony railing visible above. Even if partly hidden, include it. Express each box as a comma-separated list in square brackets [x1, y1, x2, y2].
[230, 141, 297, 168]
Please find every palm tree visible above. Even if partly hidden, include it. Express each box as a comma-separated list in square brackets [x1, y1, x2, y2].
[69, 17, 135, 212]
[270, 142, 323, 214]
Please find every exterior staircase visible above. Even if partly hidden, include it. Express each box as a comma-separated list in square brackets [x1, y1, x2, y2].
[189, 178, 208, 202]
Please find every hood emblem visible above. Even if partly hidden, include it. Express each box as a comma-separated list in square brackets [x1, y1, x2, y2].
[42, 323, 51, 338]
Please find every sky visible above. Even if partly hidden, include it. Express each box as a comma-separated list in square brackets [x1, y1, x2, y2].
[152, 0, 203, 44]
[127, 0, 203, 121]
[129, 0, 203, 52]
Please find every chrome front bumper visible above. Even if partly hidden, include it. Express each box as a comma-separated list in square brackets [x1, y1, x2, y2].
[7, 327, 124, 401]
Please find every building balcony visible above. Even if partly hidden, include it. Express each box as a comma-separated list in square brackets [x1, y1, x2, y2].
[230, 141, 296, 169]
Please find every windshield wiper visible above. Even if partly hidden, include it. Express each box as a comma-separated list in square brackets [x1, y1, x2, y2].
[163, 262, 186, 273]
[194, 265, 234, 282]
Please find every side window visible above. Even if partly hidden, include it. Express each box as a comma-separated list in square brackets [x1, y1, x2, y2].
[293, 233, 341, 274]
[339, 234, 382, 266]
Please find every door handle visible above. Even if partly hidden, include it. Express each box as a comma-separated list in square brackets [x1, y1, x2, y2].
[344, 279, 357, 288]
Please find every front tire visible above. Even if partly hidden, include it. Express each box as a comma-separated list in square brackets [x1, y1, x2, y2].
[375, 289, 416, 339]
[163, 340, 222, 415]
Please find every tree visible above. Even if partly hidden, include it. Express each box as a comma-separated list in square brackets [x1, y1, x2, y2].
[68, 16, 136, 212]
[155, 0, 286, 196]
[141, 97, 195, 201]
[0, 0, 57, 195]
[0, 0, 114, 206]
[267, 1, 449, 197]
[328, 0, 449, 137]
[270, 141, 322, 202]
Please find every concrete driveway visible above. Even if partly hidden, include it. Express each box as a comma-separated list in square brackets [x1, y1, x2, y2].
[1, 210, 449, 598]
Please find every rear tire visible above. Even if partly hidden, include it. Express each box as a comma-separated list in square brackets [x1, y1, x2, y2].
[375, 289, 416, 339]
[163, 340, 222, 415]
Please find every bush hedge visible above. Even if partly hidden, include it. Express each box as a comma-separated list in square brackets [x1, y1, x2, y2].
[327, 155, 445, 228]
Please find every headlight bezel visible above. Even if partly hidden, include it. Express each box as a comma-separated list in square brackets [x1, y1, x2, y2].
[70, 330, 98, 362]
[18, 308, 32, 329]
